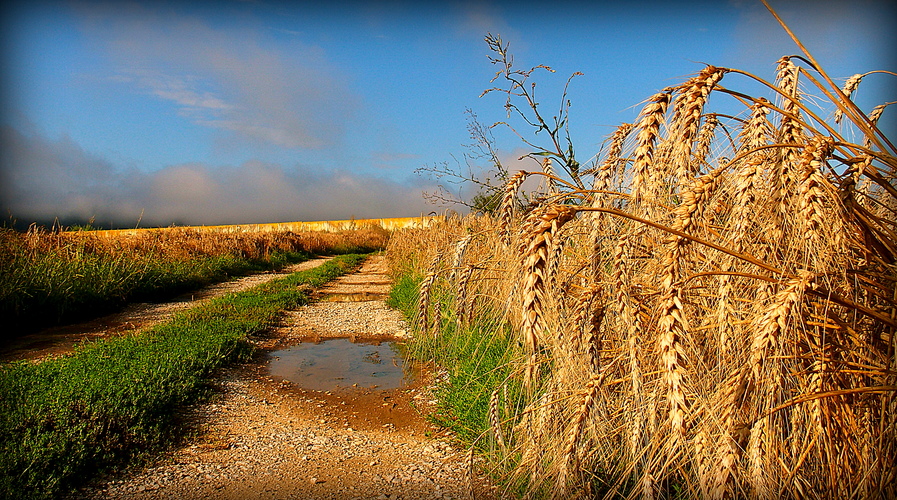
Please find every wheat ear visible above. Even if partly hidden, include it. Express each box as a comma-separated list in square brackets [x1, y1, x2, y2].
[541, 157, 558, 194]
[520, 205, 578, 383]
[747, 416, 772, 499]
[794, 135, 842, 265]
[500, 170, 531, 245]
[573, 287, 604, 373]
[693, 114, 719, 168]
[739, 99, 773, 153]
[489, 387, 506, 449]
[449, 234, 473, 283]
[545, 226, 568, 296]
[775, 56, 804, 151]
[670, 66, 727, 185]
[864, 101, 893, 149]
[631, 90, 672, 204]
[417, 252, 442, 333]
[729, 156, 765, 252]
[558, 370, 607, 492]
[593, 122, 634, 203]
[834, 73, 863, 124]
[695, 428, 712, 497]
[657, 167, 725, 445]
[456, 264, 475, 327]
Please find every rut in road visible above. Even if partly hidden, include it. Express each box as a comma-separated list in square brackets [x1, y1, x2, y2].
[74, 255, 496, 500]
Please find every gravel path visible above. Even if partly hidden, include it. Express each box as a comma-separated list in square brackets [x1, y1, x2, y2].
[72, 255, 496, 500]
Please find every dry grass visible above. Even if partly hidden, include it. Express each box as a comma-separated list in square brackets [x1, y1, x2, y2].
[387, 33, 896, 500]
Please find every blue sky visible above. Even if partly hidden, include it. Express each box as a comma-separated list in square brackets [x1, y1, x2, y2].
[1, 0, 894, 227]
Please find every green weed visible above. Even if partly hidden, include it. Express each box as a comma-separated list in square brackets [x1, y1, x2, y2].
[389, 272, 524, 449]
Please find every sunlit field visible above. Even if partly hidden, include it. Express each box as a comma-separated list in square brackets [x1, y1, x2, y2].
[1, 1, 893, 498]
[0, 225, 388, 336]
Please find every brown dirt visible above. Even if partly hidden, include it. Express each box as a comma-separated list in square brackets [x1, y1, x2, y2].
[69, 255, 498, 500]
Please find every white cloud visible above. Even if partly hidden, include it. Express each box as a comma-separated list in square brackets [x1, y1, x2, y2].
[0, 124, 433, 226]
[452, 1, 522, 48]
[76, 2, 360, 150]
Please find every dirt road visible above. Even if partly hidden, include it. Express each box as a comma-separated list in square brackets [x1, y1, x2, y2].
[72, 255, 496, 500]
[1, 258, 331, 363]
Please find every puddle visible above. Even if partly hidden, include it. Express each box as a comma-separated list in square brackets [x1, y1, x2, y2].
[321, 292, 387, 302]
[268, 338, 416, 391]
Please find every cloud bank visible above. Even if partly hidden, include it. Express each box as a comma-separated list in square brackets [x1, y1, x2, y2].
[1, 125, 433, 227]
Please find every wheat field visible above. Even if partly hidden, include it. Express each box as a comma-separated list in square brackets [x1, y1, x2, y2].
[387, 21, 896, 500]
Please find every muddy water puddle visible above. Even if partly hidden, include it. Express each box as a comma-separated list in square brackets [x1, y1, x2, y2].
[268, 338, 417, 392]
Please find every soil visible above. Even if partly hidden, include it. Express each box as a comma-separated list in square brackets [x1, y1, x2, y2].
[65, 255, 497, 500]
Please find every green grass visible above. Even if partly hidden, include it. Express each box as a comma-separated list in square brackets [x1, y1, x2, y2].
[0, 253, 366, 499]
[389, 271, 524, 447]
[0, 246, 313, 336]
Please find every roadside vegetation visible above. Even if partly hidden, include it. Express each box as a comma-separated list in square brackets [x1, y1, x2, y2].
[0, 254, 367, 499]
[0, 226, 387, 337]
[388, 10, 896, 499]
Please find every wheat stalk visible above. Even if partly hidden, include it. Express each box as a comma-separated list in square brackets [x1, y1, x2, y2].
[387, 44, 897, 497]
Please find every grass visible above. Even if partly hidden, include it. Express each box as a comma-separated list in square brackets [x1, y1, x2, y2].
[0, 226, 388, 337]
[0, 253, 367, 499]
[391, 271, 523, 444]
[386, 19, 896, 500]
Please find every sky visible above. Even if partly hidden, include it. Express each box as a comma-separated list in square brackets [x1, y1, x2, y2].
[1, 0, 894, 228]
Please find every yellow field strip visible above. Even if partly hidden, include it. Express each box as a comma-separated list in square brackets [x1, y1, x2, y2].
[66, 216, 443, 237]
